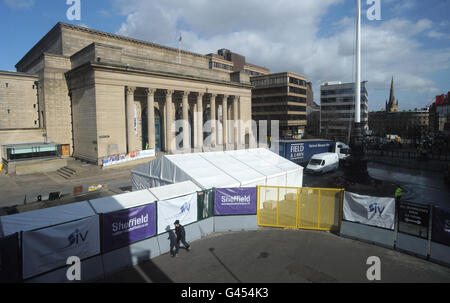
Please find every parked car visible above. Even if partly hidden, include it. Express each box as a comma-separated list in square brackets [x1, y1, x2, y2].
[305, 153, 339, 174]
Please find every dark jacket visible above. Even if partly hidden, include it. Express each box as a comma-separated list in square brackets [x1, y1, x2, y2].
[168, 230, 177, 246]
[175, 224, 186, 240]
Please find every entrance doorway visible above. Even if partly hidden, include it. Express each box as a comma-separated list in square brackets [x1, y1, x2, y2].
[142, 107, 162, 152]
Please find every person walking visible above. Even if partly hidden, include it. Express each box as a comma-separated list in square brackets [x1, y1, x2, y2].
[395, 187, 403, 204]
[166, 226, 178, 257]
[174, 220, 191, 253]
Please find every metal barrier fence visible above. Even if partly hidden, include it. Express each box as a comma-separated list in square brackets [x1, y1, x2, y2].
[257, 186, 344, 232]
[367, 149, 450, 161]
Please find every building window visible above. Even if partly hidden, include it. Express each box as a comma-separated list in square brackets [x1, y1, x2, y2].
[289, 86, 306, 95]
[289, 77, 306, 86]
[211, 60, 233, 71]
[244, 69, 263, 76]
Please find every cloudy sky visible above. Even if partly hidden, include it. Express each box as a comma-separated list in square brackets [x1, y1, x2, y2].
[0, 0, 449, 111]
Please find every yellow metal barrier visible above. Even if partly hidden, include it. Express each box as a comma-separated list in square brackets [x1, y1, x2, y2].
[257, 186, 344, 232]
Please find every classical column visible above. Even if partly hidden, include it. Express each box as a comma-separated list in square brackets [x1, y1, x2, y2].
[192, 102, 198, 149]
[233, 95, 239, 149]
[144, 88, 156, 150]
[126, 86, 136, 153]
[217, 104, 223, 146]
[197, 93, 204, 150]
[165, 90, 175, 153]
[223, 95, 229, 149]
[210, 94, 217, 148]
[182, 91, 190, 152]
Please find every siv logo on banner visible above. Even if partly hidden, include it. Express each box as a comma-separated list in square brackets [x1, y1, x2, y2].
[369, 203, 385, 216]
[166, 199, 193, 220]
[180, 201, 191, 214]
[63, 229, 89, 249]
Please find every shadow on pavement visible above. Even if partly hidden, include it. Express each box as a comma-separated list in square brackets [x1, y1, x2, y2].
[209, 247, 241, 283]
[136, 255, 173, 283]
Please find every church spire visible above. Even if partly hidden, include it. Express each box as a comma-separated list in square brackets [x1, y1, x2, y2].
[387, 76, 398, 112]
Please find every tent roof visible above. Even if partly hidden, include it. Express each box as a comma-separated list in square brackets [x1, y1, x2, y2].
[165, 153, 241, 189]
[149, 181, 201, 201]
[89, 190, 157, 214]
[224, 149, 286, 178]
[199, 151, 266, 186]
[131, 148, 303, 190]
[247, 148, 303, 173]
[0, 201, 95, 237]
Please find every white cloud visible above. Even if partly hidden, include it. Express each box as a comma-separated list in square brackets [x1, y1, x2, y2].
[3, 0, 34, 9]
[427, 30, 450, 40]
[113, 0, 449, 110]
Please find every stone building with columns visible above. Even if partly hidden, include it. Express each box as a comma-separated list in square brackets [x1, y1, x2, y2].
[1, 22, 257, 166]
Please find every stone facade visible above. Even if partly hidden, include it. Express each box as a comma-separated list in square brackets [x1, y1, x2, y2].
[2, 22, 254, 165]
[369, 109, 429, 139]
[0, 71, 39, 129]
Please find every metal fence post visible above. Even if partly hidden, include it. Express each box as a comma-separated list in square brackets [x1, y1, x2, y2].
[19, 231, 23, 282]
[276, 187, 280, 226]
[338, 190, 344, 232]
[318, 189, 321, 229]
[296, 188, 301, 228]
[393, 200, 399, 249]
[257, 186, 260, 226]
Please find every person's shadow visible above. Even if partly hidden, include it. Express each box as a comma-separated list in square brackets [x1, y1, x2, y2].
[166, 225, 177, 255]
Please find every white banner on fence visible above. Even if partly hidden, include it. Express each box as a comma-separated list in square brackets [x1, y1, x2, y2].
[22, 216, 100, 279]
[157, 193, 198, 235]
[343, 192, 395, 230]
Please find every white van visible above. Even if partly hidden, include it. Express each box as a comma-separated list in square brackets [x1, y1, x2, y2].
[335, 142, 350, 161]
[305, 153, 339, 174]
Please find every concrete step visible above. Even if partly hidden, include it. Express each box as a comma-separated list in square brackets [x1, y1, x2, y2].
[57, 167, 76, 179]
[62, 166, 76, 174]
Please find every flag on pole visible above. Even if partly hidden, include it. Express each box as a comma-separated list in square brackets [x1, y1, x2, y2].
[179, 32, 182, 42]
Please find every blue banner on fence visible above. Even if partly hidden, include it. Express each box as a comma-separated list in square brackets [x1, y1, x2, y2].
[0, 233, 20, 283]
[214, 188, 257, 216]
[102, 203, 157, 252]
[432, 206, 450, 246]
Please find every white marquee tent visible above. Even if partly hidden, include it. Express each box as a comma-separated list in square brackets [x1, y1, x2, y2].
[131, 148, 303, 191]
[0, 201, 96, 237]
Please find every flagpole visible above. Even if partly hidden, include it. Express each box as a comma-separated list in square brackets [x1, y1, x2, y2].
[344, 0, 368, 182]
[355, 0, 361, 124]
[178, 32, 181, 64]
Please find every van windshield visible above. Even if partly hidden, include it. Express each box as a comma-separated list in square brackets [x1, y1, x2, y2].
[341, 148, 350, 155]
[309, 159, 323, 165]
